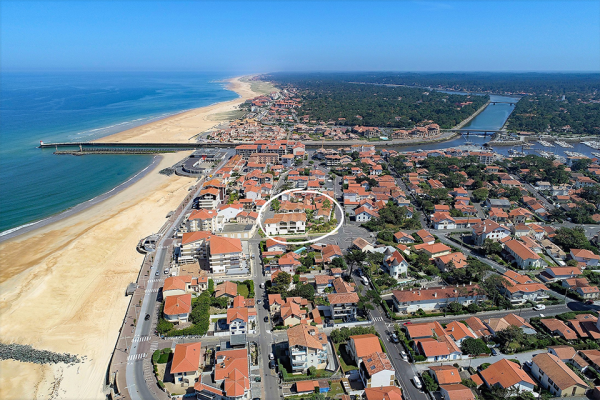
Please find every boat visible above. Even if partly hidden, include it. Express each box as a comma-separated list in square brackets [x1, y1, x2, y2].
[582, 141, 600, 150]
[592, 152, 600, 158]
[554, 140, 573, 148]
[538, 140, 553, 147]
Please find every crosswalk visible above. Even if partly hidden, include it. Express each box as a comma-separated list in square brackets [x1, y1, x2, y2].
[132, 336, 151, 342]
[372, 316, 384, 322]
[147, 279, 160, 283]
[127, 353, 146, 361]
[145, 288, 160, 293]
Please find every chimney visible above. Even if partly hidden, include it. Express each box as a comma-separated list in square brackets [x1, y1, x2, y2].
[433, 292, 437, 297]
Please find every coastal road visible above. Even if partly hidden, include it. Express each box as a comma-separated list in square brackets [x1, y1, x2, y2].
[0, 155, 163, 243]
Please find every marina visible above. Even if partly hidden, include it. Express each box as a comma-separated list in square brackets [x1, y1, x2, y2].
[583, 141, 600, 150]
[538, 140, 553, 147]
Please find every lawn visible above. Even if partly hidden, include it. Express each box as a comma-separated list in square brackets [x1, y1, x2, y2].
[335, 343, 357, 372]
[327, 380, 346, 398]
[237, 283, 249, 298]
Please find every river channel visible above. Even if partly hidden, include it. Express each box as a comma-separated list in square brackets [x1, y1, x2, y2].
[390, 93, 598, 159]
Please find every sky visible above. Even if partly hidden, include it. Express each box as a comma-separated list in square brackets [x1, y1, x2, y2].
[1, 0, 599, 72]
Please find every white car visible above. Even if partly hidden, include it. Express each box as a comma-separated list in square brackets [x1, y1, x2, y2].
[400, 351, 408, 361]
[533, 304, 545, 311]
[269, 353, 274, 360]
[413, 376, 423, 390]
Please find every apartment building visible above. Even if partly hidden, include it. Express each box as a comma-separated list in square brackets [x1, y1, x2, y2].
[287, 324, 328, 373]
[264, 213, 306, 236]
[327, 292, 359, 321]
[530, 353, 589, 397]
[208, 236, 244, 275]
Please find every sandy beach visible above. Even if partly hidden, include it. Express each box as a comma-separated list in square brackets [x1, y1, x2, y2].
[0, 76, 274, 399]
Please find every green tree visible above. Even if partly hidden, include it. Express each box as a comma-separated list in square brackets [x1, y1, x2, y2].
[271, 199, 281, 212]
[345, 250, 367, 277]
[208, 278, 215, 294]
[482, 239, 503, 255]
[472, 188, 489, 203]
[461, 338, 491, 355]
[331, 257, 348, 270]
[422, 371, 439, 392]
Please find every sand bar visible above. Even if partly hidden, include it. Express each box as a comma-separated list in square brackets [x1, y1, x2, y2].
[0, 76, 274, 399]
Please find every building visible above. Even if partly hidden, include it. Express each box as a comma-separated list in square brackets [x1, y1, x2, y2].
[363, 386, 403, 400]
[163, 275, 207, 298]
[392, 285, 482, 314]
[504, 240, 542, 269]
[359, 352, 395, 389]
[347, 334, 382, 366]
[540, 319, 578, 340]
[383, 248, 409, 279]
[327, 292, 360, 321]
[194, 348, 250, 400]
[570, 249, 600, 267]
[530, 353, 589, 397]
[430, 365, 462, 385]
[484, 314, 536, 336]
[171, 342, 202, 387]
[500, 280, 550, 305]
[440, 384, 476, 400]
[209, 236, 244, 275]
[287, 324, 328, 373]
[434, 252, 467, 272]
[415, 337, 462, 362]
[413, 243, 452, 259]
[264, 213, 306, 236]
[227, 297, 257, 335]
[541, 267, 582, 283]
[164, 293, 192, 324]
[188, 209, 222, 233]
[479, 358, 536, 394]
[471, 219, 511, 246]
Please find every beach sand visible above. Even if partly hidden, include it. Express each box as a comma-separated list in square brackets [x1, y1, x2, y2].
[0, 76, 274, 399]
[99, 76, 275, 143]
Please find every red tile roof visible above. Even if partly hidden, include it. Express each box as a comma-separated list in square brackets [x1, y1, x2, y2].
[171, 342, 202, 374]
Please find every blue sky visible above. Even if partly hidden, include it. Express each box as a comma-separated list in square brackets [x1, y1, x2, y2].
[1, 1, 599, 72]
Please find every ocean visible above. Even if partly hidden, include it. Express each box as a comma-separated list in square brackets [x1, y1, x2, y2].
[0, 72, 239, 233]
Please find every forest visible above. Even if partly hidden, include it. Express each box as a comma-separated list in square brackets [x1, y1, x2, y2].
[264, 74, 489, 129]
[266, 72, 600, 96]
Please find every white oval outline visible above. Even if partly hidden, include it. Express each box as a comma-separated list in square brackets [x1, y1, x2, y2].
[257, 188, 344, 245]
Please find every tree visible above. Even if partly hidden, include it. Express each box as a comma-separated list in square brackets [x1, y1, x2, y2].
[345, 250, 367, 277]
[293, 274, 300, 284]
[377, 231, 394, 242]
[208, 279, 215, 294]
[482, 239, 503, 255]
[308, 366, 317, 376]
[271, 199, 280, 212]
[269, 271, 292, 294]
[331, 257, 348, 270]
[422, 371, 439, 392]
[495, 325, 525, 352]
[472, 188, 489, 203]
[461, 338, 491, 355]
[322, 199, 331, 210]
[447, 302, 463, 314]
[288, 283, 315, 301]
[554, 227, 598, 254]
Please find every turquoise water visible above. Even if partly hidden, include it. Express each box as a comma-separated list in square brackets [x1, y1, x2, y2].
[0, 72, 238, 232]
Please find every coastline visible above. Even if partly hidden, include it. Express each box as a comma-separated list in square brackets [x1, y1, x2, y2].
[0, 75, 275, 400]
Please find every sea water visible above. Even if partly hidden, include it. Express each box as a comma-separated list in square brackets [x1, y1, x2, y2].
[0, 72, 239, 232]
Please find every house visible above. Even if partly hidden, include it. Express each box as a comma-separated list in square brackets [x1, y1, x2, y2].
[570, 249, 600, 267]
[194, 348, 250, 400]
[479, 359, 536, 394]
[347, 334, 382, 366]
[277, 252, 302, 274]
[266, 237, 287, 253]
[444, 321, 476, 344]
[431, 212, 457, 230]
[363, 386, 403, 400]
[471, 219, 511, 246]
[281, 298, 308, 327]
[430, 365, 462, 385]
[509, 208, 533, 224]
[227, 296, 257, 335]
[208, 236, 244, 275]
[484, 314, 536, 336]
[163, 275, 203, 298]
[540, 267, 582, 283]
[416, 337, 462, 362]
[530, 353, 589, 397]
[440, 384, 476, 400]
[488, 207, 509, 223]
[404, 321, 445, 341]
[359, 352, 395, 389]
[318, 244, 343, 265]
[188, 209, 221, 233]
[264, 213, 306, 235]
[416, 229, 435, 245]
[464, 316, 492, 338]
[394, 231, 415, 244]
[548, 345, 577, 362]
[383, 248, 409, 279]
[171, 342, 202, 387]
[540, 318, 578, 340]
[327, 292, 360, 321]
[215, 281, 238, 299]
[353, 237, 376, 253]
[504, 240, 542, 269]
[355, 206, 380, 222]
[434, 252, 467, 271]
[413, 243, 452, 259]
[287, 324, 328, 373]
[164, 293, 192, 324]
[392, 285, 482, 314]
[315, 274, 335, 293]
[485, 199, 512, 209]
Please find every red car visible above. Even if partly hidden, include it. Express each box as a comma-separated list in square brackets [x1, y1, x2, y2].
[403, 321, 412, 325]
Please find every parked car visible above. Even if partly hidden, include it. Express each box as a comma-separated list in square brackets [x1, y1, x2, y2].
[403, 321, 413, 325]
[259, 283, 265, 289]
[163, 268, 169, 275]
[400, 351, 408, 361]
[269, 353, 274, 360]
[413, 376, 423, 390]
[533, 304, 546, 311]
[257, 299, 261, 304]
[144, 313, 150, 321]
[391, 333, 399, 343]
[269, 360, 276, 369]
[264, 316, 269, 323]
[155, 271, 160, 276]
[491, 348, 498, 356]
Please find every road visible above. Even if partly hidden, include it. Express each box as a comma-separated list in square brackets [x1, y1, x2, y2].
[125, 154, 231, 400]
[350, 273, 428, 400]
